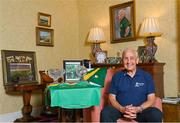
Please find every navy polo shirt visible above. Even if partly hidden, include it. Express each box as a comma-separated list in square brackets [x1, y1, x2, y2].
[109, 68, 155, 106]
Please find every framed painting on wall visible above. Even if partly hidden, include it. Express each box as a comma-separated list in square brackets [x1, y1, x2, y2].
[109, 1, 136, 43]
[1, 50, 38, 86]
[38, 12, 51, 27]
[36, 27, 54, 47]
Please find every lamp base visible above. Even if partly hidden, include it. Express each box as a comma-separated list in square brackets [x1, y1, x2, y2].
[91, 43, 102, 56]
[145, 36, 158, 63]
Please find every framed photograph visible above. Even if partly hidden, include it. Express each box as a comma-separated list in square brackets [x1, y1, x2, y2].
[36, 27, 54, 47]
[95, 51, 107, 64]
[38, 12, 51, 27]
[109, 1, 136, 43]
[63, 60, 82, 82]
[1, 50, 38, 86]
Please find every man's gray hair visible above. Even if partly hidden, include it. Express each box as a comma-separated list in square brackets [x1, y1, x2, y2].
[122, 48, 139, 58]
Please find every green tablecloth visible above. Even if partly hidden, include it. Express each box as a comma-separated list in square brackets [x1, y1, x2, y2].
[47, 81, 101, 109]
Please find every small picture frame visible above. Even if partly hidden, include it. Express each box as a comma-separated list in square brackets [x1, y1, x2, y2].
[38, 12, 51, 27]
[36, 27, 54, 47]
[63, 60, 82, 82]
[95, 51, 107, 64]
[109, 1, 136, 43]
[1, 50, 38, 86]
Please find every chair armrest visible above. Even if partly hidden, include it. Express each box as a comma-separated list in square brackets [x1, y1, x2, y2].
[153, 97, 162, 112]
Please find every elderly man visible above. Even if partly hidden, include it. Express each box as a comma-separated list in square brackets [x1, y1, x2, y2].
[100, 48, 162, 122]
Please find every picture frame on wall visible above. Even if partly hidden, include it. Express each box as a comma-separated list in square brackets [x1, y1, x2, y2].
[109, 1, 136, 43]
[1, 50, 38, 86]
[63, 60, 82, 82]
[38, 12, 51, 27]
[36, 27, 54, 47]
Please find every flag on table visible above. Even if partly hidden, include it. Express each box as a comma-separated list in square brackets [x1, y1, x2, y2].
[83, 67, 107, 87]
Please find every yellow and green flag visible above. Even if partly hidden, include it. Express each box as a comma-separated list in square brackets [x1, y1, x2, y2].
[83, 67, 107, 87]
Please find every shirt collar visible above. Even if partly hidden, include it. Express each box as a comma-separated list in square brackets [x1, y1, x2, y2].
[123, 68, 141, 77]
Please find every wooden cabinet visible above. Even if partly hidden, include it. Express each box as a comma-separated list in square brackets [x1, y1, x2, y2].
[162, 103, 180, 122]
[92, 63, 165, 98]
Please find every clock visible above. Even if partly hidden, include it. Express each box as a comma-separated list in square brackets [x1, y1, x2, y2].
[95, 51, 107, 63]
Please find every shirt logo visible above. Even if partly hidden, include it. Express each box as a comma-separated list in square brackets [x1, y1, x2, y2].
[135, 82, 144, 87]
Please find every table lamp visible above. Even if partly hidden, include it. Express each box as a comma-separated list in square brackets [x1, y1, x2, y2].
[139, 17, 162, 62]
[87, 27, 106, 57]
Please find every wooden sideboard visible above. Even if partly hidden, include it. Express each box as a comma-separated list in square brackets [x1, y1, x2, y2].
[92, 63, 165, 98]
[162, 103, 180, 122]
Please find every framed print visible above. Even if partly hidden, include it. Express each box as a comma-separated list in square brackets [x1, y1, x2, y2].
[1, 50, 38, 86]
[63, 60, 82, 82]
[109, 1, 136, 43]
[36, 27, 54, 47]
[38, 12, 51, 27]
[95, 51, 107, 64]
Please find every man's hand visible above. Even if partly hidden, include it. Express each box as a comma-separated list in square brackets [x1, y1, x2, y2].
[125, 26, 130, 37]
[123, 105, 141, 119]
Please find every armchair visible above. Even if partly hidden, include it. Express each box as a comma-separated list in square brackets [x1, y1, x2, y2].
[83, 67, 162, 122]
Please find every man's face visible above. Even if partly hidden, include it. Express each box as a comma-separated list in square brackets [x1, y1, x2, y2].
[118, 10, 125, 21]
[122, 51, 139, 72]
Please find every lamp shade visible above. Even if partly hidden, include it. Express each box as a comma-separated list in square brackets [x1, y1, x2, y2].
[139, 17, 162, 37]
[87, 27, 106, 43]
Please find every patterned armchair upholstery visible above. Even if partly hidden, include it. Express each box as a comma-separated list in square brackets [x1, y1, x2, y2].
[83, 67, 162, 122]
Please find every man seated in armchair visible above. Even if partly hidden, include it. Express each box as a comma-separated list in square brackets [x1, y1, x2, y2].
[100, 48, 163, 122]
